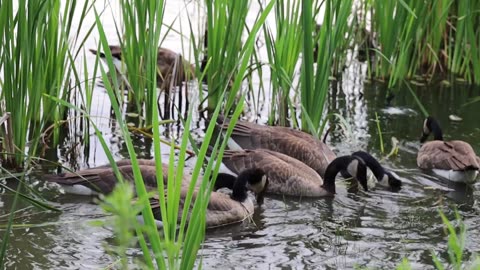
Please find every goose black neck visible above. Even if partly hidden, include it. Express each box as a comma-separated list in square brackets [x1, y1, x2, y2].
[429, 117, 444, 141]
[231, 172, 249, 202]
[352, 151, 385, 181]
[214, 173, 237, 190]
[231, 169, 265, 202]
[323, 156, 354, 194]
[200, 29, 208, 73]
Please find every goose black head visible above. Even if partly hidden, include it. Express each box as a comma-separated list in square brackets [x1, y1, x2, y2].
[245, 169, 269, 205]
[232, 168, 268, 203]
[421, 116, 443, 142]
[352, 151, 402, 190]
[322, 155, 368, 194]
[384, 171, 402, 191]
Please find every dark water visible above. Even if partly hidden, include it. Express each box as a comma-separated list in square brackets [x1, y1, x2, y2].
[2, 2, 480, 269]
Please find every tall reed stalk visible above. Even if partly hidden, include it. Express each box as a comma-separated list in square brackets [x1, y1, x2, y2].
[301, 0, 353, 134]
[447, 1, 480, 84]
[92, 7, 251, 268]
[263, 0, 302, 126]
[115, 0, 165, 126]
[369, 0, 480, 86]
[0, 0, 94, 167]
[204, 0, 275, 113]
[397, 210, 480, 270]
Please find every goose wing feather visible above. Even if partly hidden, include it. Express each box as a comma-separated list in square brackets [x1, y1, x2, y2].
[417, 141, 479, 170]
[223, 120, 336, 177]
[44, 162, 191, 194]
[222, 149, 326, 196]
[148, 189, 253, 228]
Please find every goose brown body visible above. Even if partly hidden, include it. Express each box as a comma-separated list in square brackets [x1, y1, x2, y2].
[222, 149, 336, 197]
[89, 46, 195, 88]
[218, 117, 336, 178]
[43, 160, 184, 194]
[149, 188, 255, 229]
[43, 160, 266, 228]
[417, 141, 479, 171]
[417, 117, 479, 183]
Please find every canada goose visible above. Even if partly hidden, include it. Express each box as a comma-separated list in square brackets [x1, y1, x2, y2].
[417, 116, 479, 183]
[341, 151, 402, 190]
[43, 159, 176, 195]
[217, 149, 367, 197]
[90, 46, 195, 89]
[148, 168, 267, 228]
[44, 160, 267, 229]
[216, 116, 336, 178]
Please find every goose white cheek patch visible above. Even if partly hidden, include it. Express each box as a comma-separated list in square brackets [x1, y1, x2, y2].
[347, 160, 359, 177]
[247, 175, 267, 193]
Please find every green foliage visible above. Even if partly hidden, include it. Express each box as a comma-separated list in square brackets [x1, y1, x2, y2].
[93, 6, 250, 267]
[370, 0, 480, 86]
[432, 210, 466, 270]
[203, 0, 275, 112]
[116, 0, 165, 126]
[396, 258, 412, 270]
[398, 210, 480, 270]
[0, 0, 95, 167]
[263, 0, 303, 126]
[301, 0, 353, 134]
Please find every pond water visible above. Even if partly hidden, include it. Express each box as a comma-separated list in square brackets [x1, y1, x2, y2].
[2, 1, 480, 269]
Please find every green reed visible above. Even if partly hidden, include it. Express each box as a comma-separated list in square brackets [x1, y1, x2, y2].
[447, 1, 480, 84]
[92, 8, 249, 267]
[369, 0, 480, 86]
[203, 0, 275, 113]
[0, 0, 95, 168]
[396, 210, 480, 270]
[0, 1, 94, 264]
[263, 0, 302, 126]
[113, 0, 165, 126]
[301, 0, 353, 134]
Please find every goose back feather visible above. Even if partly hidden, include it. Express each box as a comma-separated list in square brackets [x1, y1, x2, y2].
[43, 160, 188, 195]
[222, 149, 331, 197]
[149, 188, 254, 229]
[218, 117, 336, 178]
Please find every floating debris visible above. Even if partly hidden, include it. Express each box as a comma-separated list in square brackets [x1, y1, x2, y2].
[126, 112, 139, 118]
[381, 107, 417, 116]
[440, 80, 451, 87]
[449, 114, 463, 122]
[410, 80, 426, 86]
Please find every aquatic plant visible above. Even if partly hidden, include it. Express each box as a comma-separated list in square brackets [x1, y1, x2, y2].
[203, 0, 275, 113]
[91, 8, 251, 268]
[0, 0, 95, 168]
[262, 0, 303, 126]
[369, 0, 480, 86]
[301, 0, 353, 134]
[112, 0, 166, 126]
[396, 210, 480, 270]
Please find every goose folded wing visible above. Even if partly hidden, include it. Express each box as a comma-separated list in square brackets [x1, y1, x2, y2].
[419, 141, 479, 170]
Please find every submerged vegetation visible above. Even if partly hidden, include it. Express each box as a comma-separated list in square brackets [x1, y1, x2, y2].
[0, 0, 479, 269]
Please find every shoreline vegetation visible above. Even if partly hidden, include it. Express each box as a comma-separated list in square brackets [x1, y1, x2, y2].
[0, 0, 479, 269]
